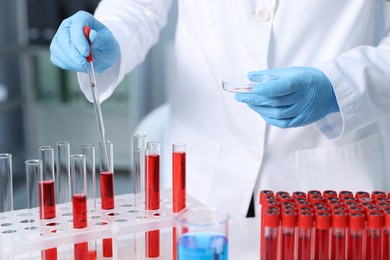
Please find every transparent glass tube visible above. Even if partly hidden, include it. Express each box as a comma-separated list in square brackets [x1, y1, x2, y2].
[132, 134, 146, 208]
[39, 146, 56, 219]
[70, 154, 87, 229]
[25, 159, 43, 224]
[56, 141, 71, 206]
[0, 153, 14, 233]
[81, 144, 96, 212]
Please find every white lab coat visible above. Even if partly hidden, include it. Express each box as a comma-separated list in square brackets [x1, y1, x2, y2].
[79, 0, 390, 218]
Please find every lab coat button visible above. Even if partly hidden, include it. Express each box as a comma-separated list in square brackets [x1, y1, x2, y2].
[256, 9, 270, 22]
[249, 147, 261, 160]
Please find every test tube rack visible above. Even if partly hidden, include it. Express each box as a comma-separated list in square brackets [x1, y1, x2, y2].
[0, 189, 203, 259]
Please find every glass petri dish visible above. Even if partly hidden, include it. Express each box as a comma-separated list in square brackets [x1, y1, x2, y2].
[222, 75, 279, 93]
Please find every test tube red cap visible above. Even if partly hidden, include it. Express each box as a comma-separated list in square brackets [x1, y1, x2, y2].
[323, 190, 337, 198]
[315, 212, 331, 229]
[298, 206, 314, 213]
[264, 210, 280, 227]
[338, 190, 354, 199]
[298, 211, 314, 228]
[282, 210, 297, 228]
[260, 190, 274, 205]
[367, 211, 384, 229]
[372, 190, 387, 199]
[276, 191, 290, 200]
[384, 210, 390, 228]
[310, 195, 325, 204]
[355, 191, 370, 199]
[332, 211, 348, 228]
[332, 205, 347, 213]
[348, 206, 365, 214]
[265, 199, 281, 208]
[358, 197, 373, 204]
[292, 191, 306, 199]
[349, 213, 365, 230]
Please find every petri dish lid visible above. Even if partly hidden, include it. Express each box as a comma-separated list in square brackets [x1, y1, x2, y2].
[222, 75, 279, 93]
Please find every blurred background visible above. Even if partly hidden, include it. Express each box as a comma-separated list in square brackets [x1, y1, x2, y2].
[0, 0, 178, 209]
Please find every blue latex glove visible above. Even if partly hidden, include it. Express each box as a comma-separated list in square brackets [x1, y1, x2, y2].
[50, 11, 120, 73]
[235, 67, 339, 128]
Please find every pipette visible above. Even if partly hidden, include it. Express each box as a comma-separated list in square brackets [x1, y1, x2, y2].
[83, 26, 110, 171]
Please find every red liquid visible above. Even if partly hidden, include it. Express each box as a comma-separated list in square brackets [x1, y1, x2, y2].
[145, 154, 160, 210]
[72, 194, 87, 229]
[315, 229, 329, 260]
[263, 236, 278, 260]
[88, 250, 97, 260]
[103, 238, 113, 257]
[41, 248, 57, 260]
[348, 234, 363, 260]
[172, 151, 186, 213]
[298, 235, 311, 260]
[366, 232, 381, 260]
[331, 233, 346, 260]
[281, 232, 295, 260]
[100, 171, 114, 210]
[146, 230, 160, 258]
[38, 180, 56, 219]
[74, 242, 88, 260]
[384, 230, 390, 260]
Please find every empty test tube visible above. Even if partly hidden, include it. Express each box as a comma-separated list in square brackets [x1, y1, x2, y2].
[132, 134, 146, 208]
[25, 159, 42, 227]
[0, 153, 14, 236]
[56, 142, 71, 210]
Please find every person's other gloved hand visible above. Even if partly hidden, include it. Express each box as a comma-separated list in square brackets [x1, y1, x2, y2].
[50, 11, 120, 73]
[235, 67, 339, 128]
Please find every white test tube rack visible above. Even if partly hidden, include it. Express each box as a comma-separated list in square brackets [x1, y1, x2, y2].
[0, 189, 202, 259]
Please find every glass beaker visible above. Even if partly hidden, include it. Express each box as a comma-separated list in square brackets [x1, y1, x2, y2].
[174, 207, 230, 260]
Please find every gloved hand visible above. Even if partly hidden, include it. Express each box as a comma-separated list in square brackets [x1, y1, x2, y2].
[50, 11, 120, 73]
[235, 67, 339, 128]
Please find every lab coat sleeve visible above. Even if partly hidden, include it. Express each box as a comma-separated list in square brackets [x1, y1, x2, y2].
[314, 6, 390, 140]
[77, 0, 173, 102]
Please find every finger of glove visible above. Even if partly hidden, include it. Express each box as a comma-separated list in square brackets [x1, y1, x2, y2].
[260, 115, 295, 129]
[68, 11, 97, 58]
[50, 31, 87, 71]
[236, 91, 302, 107]
[251, 78, 300, 97]
[247, 104, 300, 120]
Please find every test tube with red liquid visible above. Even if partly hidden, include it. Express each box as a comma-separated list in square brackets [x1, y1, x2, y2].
[297, 211, 314, 260]
[99, 140, 115, 257]
[384, 210, 390, 260]
[145, 141, 160, 258]
[348, 212, 365, 260]
[81, 144, 97, 259]
[331, 211, 347, 260]
[366, 211, 383, 260]
[280, 211, 297, 260]
[39, 146, 58, 260]
[259, 190, 275, 258]
[132, 134, 146, 209]
[315, 212, 331, 260]
[71, 154, 88, 259]
[172, 143, 186, 260]
[261, 209, 280, 260]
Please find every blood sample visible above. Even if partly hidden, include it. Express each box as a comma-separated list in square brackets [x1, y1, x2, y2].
[259, 190, 275, 205]
[281, 211, 297, 260]
[315, 212, 331, 260]
[366, 211, 384, 260]
[71, 154, 88, 259]
[262, 210, 280, 260]
[331, 211, 347, 260]
[298, 211, 314, 260]
[145, 142, 160, 258]
[384, 210, 390, 260]
[172, 143, 187, 260]
[38, 180, 56, 219]
[99, 141, 115, 257]
[348, 213, 365, 260]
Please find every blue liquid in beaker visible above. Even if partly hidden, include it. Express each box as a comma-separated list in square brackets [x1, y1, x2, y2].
[177, 232, 228, 260]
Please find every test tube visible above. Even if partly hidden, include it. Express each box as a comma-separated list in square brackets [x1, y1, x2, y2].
[280, 210, 297, 260]
[70, 154, 88, 259]
[56, 142, 71, 211]
[99, 140, 114, 258]
[39, 146, 58, 260]
[172, 143, 186, 260]
[348, 212, 365, 260]
[323, 190, 338, 199]
[80, 144, 97, 259]
[331, 211, 347, 260]
[145, 141, 160, 258]
[315, 212, 331, 260]
[297, 211, 314, 260]
[0, 153, 14, 235]
[384, 210, 390, 260]
[25, 159, 42, 227]
[366, 211, 383, 260]
[132, 134, 146, 208]
[261, 209, 280, 260]
[259, 190, 275, 258]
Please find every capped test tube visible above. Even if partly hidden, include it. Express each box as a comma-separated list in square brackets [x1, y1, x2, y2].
[281, 211, 297, 260]
[0, 153, 14, 236]
[262, 209, 280, 260]
[39, 146, 56, 219]
[297, 211, 314, 260]
[71, 154, 88, 259]
[331, 211, 348, 260]
[315, 212, 331, 260]
[132, 134, 146, 208]
[99, 140, 114, 258]
[348, 212, 365, 260]
[384, 210, 390, 260]
[56, 142, 71, 210]
[145, 141, 161, 258]
[366, 211, 383, 260]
